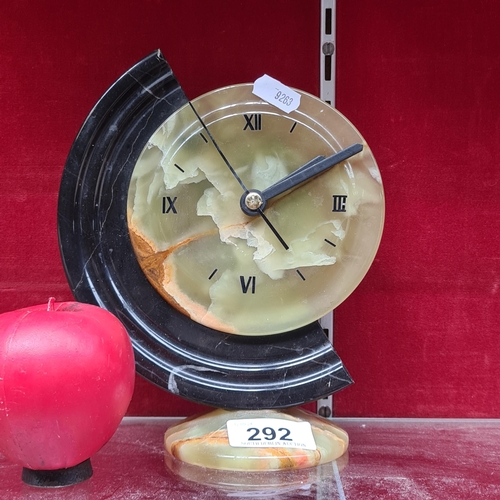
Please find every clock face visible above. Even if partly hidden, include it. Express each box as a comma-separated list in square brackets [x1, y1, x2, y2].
[127, 84, 384, 336]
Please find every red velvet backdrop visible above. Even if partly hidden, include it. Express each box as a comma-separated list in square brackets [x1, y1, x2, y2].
[1, 0, 499, 418]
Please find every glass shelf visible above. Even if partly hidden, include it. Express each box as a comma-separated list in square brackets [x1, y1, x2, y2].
[1, 417, 499, 498]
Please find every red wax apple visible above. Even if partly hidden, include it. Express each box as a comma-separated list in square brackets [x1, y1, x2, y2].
[0, 298, 135, 473]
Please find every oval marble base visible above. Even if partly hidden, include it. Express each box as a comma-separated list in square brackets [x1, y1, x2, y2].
[164, 408, 348, 472]
[164, 451, 349, 492]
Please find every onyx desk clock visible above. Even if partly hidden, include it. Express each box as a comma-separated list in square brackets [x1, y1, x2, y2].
[58, 51, 384, 472]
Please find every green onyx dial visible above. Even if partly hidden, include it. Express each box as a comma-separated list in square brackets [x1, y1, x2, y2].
[127, 84, 384, 336]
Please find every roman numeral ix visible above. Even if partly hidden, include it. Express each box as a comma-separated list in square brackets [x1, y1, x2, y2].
[162, 196, 178, 214]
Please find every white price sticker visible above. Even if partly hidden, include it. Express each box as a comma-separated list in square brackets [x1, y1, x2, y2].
[252, 75, 301, 113]
[227, 418, 316, 450]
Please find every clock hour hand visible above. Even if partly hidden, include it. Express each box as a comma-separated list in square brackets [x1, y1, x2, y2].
[240, 143, 363, 216]
[264, 144, 363, 200]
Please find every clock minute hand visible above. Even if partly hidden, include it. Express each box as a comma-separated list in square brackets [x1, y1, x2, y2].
[188, 101, 290, 250]
[262, 143, 363, 203]
[188, 101, 248, 192]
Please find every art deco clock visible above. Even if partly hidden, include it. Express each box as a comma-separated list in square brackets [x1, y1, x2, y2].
[58, 51, 384, 470]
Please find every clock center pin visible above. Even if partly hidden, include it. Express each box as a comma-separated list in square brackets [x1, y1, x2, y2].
[244, 191, 263, 210]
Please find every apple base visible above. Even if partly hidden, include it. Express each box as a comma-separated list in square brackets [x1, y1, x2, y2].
[164, 407, 348, 472]
[21, 459, 93, 487]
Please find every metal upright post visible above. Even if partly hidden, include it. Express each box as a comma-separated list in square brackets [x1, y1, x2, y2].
[317, 0, 336, 419]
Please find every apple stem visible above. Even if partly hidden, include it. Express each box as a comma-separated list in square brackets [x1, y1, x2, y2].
[47, 297, 56, 312]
